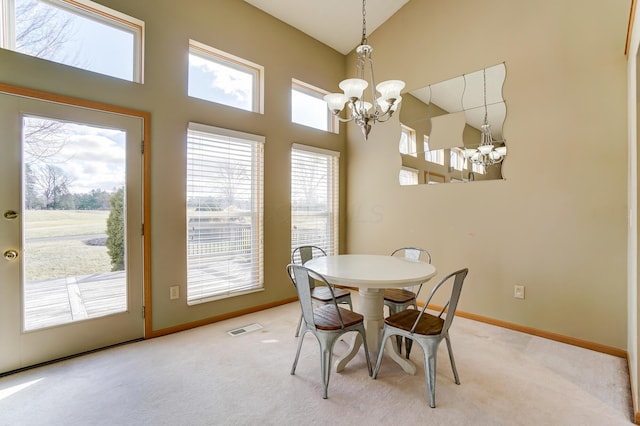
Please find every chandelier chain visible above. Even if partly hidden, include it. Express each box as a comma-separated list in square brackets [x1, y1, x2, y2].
[483, 68, 488, 125]
[361, 0, 368, 45]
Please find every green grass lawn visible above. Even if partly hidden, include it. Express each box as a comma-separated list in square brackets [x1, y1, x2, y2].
[24, 210, 114, 282]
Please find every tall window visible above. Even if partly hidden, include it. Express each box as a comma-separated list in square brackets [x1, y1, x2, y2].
[186, 123, 264, 304]
[399, 124, 417, 157]
[188, 39, 264, 113]
[0, 0, 144, 82]
[291, 79, 337, 133]
[450, 147, 467, 171]
[424, 135, 444, 165]
[291, 144, 339, 256]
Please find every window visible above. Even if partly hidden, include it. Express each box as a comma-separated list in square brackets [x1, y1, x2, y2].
[472, 162, 486, 174]
[186, 123, 264, 304]
[291, 144, 339, 256]
[291, 79, 337, 133]
[188, 40, 264, 113]
[450, 147, 468, 171]
[399, 125, 417, 157]
[424, 135, 444, 165]
[399, 167, 418, 186]
[1, 0, 144, 82]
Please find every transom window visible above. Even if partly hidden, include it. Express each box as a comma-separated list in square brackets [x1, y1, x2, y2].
[291, 144, 339, 256]
[291, 79, 337, 133]
[0, 0, 144, 82]
[450, 147, 468, 171]
[188, 39, 264, 113]
[424, 135, 444, 165]
[399, 167, 419, 186]
[186, 123, 264, 304]
[399, 124, 417, 157]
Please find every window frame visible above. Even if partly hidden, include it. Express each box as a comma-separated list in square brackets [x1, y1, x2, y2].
[424, 135, 445, 165]
[399, 166, 419, 186]
[290, 143, 339, 257]
[188, 39, 264, 114]
[186, 122, 265, 304]
[399, 124, 417, 157]
[1, 0, 145, 83]
[291, 78, 338, 133]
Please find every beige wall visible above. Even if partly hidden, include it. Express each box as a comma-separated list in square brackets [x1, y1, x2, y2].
[628, 0, 640, 416]
[0, 0, 347, 332]
[346, 0, 630, 349]
[0, 0, 631, 350]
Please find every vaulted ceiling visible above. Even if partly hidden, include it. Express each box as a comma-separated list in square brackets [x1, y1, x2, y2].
[243, 0, 409, 55]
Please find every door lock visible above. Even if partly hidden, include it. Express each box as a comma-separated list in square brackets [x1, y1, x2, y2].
[3, 250, 18, 260]
[3, 210, 18, 220]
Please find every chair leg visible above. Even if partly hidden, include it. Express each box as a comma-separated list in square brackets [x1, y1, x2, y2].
[291, 329, 305, 375]
[423, 340, 440, 408]
[294, 313, 303, 337]
[372, 327, 391, 379]
[357, 325, 373, 376]
[321, 343, 332, 399]
[445, 333, 460, 385]
[405, 338, 413, 359]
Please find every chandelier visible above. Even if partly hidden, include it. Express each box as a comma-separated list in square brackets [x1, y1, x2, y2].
[323, 0, 405, 140]
[463, 69, 507, 167]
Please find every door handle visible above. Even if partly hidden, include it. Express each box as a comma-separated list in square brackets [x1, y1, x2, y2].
[3, 210, 18, 220]
[3, 250, 18, 260]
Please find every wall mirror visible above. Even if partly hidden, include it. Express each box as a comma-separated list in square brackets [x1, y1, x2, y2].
[398, 63, 507, 185]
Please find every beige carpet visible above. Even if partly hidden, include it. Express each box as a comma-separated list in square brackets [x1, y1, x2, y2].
[0, 298, 633, 425]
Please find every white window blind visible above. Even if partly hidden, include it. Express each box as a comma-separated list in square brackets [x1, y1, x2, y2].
[291, 144, 339, 256]
[399, 167, 419, 186]
[186, 123, 264, 304]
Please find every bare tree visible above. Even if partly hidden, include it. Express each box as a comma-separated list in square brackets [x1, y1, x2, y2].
[23, 117, 70, 164]
[15, 0, 77, 62]
[34, 165, 74, 209]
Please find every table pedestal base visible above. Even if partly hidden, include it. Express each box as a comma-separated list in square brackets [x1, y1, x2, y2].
[334, 288, 416, 375]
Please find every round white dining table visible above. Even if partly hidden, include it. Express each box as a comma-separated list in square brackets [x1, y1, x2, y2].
[304, 254, 436, 375]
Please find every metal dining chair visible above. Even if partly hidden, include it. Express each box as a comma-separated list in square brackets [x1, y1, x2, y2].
[384, 247, 432, 357]
[291, 245, 353, 337]
[286, 264, 372, 399]
[373, 268, 469, 408]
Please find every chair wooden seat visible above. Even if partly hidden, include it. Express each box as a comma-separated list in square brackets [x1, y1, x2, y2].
[287, 264, 372, 399]
[384, 309, 444, 336]
[384, 247, 432, 357]
[373, 268, 469, 408]
[383, 288, 417, 304]
[314, 305, 364, 330]
[291, 245, 353, 338]
[312, 286, 351, 302]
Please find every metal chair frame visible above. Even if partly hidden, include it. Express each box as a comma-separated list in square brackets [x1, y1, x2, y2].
[384, 247, 432, 356]
[291, 245, 353, 337]
[287, 264, 372, 399]
[373, 268, 469, 408]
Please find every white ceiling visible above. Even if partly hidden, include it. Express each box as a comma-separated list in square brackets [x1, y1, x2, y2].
[243, 0, 410, 55]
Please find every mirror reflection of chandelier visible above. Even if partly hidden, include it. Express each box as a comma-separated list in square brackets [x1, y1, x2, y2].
[323, 0, 405, 140]
[463, 69, 507, 166]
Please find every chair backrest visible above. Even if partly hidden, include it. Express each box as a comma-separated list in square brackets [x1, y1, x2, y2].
[286, 263, 345, 330]
[292, 245, 327, 265]
[390, 246, 432, 264]
[391, 247, 432, 293]
[411, 268, 469, 336]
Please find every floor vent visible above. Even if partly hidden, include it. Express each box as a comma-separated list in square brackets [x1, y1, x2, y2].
[227, 323, 263, 337]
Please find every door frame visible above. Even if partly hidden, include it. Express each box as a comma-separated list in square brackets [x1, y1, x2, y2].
[0, 82, 153, 338]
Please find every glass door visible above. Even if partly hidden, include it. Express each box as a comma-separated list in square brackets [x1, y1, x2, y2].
[0, 91, 144, 373]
